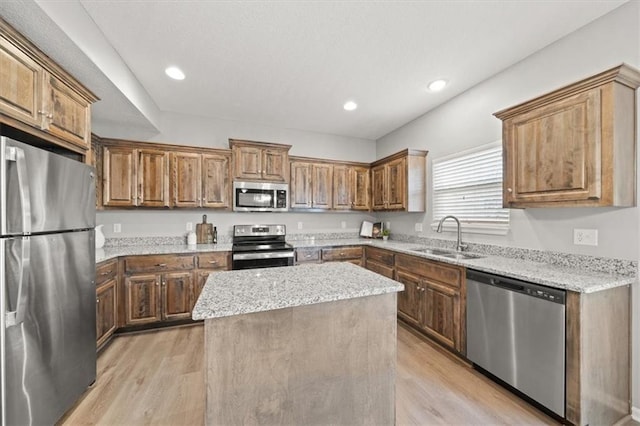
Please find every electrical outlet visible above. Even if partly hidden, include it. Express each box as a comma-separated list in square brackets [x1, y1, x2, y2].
[113, 223, 121, 233]
[415, 223, 423, 232]
[385, 221, 391, 230]
[297, 222, 303, 230]
[574, 229, 598, 246]
[341, 221, 347, 229]
[186, 222, 193, 231]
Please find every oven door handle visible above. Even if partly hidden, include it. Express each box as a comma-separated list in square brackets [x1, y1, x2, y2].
[233, 251, 295, 261]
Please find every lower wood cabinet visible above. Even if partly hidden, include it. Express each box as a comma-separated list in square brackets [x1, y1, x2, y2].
[119, 252, 231, 328]
[321, 246, 363, 265]
[295, 246, 364, 266]
[96, 259, 118, 350]
[364, 246, 395, 279]
[122, 254, 196, 327]
[394, 253, 465, 354]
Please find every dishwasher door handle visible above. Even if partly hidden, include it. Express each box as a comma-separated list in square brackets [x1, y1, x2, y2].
[490, 279, 525, 293]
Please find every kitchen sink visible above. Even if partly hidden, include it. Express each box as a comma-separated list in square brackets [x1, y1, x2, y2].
[410, 247, 484, 260]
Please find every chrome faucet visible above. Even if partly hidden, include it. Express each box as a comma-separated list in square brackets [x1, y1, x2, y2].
[436, 215, 467, 252]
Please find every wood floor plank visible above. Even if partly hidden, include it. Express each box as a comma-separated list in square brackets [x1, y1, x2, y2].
[61, 322, 560, 426]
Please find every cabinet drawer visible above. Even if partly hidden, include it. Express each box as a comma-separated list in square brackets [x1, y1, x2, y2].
[197, 252, 230, 270]
[365, 260, 394, 279]
[321, 246, 363, 261]
[295, 247, 321, 264]
[395, 253, 462, 289]
[124, 254, 194, 274]
[96, 259, 118, 285]
[365, 246, 394, 266]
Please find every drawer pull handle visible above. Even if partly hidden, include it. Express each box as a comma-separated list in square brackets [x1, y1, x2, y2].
[208, 260, 218, 264]
[340, 252, 345, 256]
[156, 263, 167, 267]
[100, 270, 112, 276]
[305, 254, 312, 258]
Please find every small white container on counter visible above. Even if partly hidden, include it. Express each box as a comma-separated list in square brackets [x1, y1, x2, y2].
[187, 231, 197, 245]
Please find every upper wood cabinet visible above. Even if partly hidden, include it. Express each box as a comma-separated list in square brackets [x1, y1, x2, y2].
[99, 138, 231, 209]
[230, 139, 291, 182]
[290, 160, 333, 209]
[102, 145, 170, 208]
[495, 64, 640, 208]
[0, 18, 97, 153]
[103, 145, 137, 207]
[138, 149, 170, 207]
[371, 149, 427, 212]
[333, 165, 370, 211]
[172, 151, 231, 208]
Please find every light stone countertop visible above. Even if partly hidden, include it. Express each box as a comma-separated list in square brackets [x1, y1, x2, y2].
[192, 262, 404, 320]
[96, 238, 635, 294]
[95, 243, 232, 263]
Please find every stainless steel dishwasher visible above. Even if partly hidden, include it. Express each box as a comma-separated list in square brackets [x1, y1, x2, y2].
[466, 269, 566, 417]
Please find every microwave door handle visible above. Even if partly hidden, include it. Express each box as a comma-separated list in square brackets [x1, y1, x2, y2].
[4, 237, 30, 327]
[5, 146, 32, 235]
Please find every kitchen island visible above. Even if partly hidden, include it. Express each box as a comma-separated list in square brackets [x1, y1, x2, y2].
[192, 262, 404, 425]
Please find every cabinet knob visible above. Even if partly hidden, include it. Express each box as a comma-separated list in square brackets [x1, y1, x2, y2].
[507, 188, 513, 193]
[162, 281, 166, 286]
[155, 281, 159, 286]
[96, 298, 100, 303]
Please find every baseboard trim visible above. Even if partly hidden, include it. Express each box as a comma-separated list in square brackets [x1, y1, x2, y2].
[632, 406, 640, 421]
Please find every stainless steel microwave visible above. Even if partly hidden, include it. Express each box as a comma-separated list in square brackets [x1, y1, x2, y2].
[233, 181, 289, 212]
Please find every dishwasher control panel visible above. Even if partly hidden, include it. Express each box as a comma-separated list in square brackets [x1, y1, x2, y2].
[470, 270, 566, 305]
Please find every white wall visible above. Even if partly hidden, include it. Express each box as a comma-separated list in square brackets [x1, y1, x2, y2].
[376, 1, 640, 414]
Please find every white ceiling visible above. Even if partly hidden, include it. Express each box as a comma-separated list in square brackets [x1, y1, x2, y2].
[0, 1, 628, 141]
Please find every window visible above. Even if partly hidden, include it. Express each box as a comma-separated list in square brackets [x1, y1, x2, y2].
[431, 141, 509, 234]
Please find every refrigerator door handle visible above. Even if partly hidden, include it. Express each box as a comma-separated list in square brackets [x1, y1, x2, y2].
[5, 146, 32, 235]
[5, 237, 30, 327]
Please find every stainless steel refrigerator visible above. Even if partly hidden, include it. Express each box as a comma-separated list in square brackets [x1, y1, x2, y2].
[0, 136, 96, 425]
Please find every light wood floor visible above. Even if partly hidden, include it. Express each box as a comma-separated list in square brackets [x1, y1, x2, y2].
[61, 322, 561, 425]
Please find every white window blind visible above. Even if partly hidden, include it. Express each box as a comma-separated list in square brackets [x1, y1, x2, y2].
[431, 142, 509, 234]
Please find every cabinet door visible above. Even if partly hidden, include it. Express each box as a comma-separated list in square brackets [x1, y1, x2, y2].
[96, 278, 117, 348]
[290, 162, 312, 208]
[422, 280, 460, 352]
[202, 153, 231, 208]
[351, 166, 370, 211]
[0, 35, 44, 128]
[124, 274, 161, 326]
[395, 270, 423, 327]
[386, 157, 406, 210]
[138, 149, 170, 207]
[312, 164, 333, 209]
[504, 89, 600, 205]
[332, 165, 351, 210]
[173, 152, 202, 208]
[162, 272, 193, 321]
[103, 145, 137, 207]
[262, 149, 288, 182]
[371, 164, 387, 210]
[44, 73, 91, 149]
[234, 146, 262, 180]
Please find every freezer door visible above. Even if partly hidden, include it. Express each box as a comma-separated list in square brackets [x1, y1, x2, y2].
[1, 137, 95, 236]
[1, 231, 96, 425]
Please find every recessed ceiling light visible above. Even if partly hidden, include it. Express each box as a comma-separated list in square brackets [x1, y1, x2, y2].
[427, 79, 447, 92]
[343, 101, 358, 111]
[165, 66, 185, 80]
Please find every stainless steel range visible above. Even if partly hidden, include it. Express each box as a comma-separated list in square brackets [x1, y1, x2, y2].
[231, 225, 294, 270]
